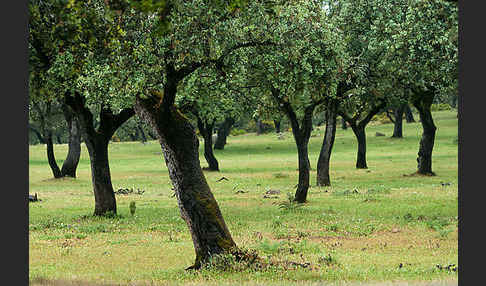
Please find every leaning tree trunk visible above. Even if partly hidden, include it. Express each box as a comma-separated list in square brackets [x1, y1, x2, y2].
[294, 138, 311, 203]
[316, 100, 338, 186]
[46, 132, 63, 178]
[412, 89, 437, 175]
[404, 105, 415, 123]
[197, 117, 219, 171]
[61, 105, 81, 177]
[65, 93, 134, 216]
[214, 117, 234, 150]
[134, 90, 236, 269]
[351, 124, 368, 169]
[391, 104, 405, 138]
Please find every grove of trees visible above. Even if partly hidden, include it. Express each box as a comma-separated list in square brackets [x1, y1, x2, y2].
[29, 0, 457, 269]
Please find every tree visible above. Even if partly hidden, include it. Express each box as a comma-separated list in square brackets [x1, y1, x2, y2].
[370, 0, 458, 175]
[29, 0, 137, 215]
[244, 0, 344, 202]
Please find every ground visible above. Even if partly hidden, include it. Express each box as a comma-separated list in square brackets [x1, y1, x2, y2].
[29, 110, 458, 285]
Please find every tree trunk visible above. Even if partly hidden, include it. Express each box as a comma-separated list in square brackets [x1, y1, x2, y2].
[412, 89, 436, 175]
[351, 124, 368, 169]
[341, 117, 347, 130]
[46, 132, 62, 178]
[197, 117, 219, 171]
[85, 135, 117, 215]
[61, 105, 81, 178]
[214, 117, 234, 150]
[65, 93, 134, 216]
[137, 123, 148, 143]
[316, 100, 337, 186]
[256, 119, 264, 135]
[294, 138, 310, 203]
[391, 104, 405, 138]
[274, 119, 281, 133]
[404, 105, 415, 123]
[134, 91, 236, 269]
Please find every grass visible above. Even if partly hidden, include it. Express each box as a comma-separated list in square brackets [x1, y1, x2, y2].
[29, 110, 458, 285]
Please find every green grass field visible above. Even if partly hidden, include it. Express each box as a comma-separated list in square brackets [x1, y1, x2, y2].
[29, 110, 458, 286]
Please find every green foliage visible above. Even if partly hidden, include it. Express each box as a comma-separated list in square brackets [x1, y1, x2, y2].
[278, 193, 304, 212]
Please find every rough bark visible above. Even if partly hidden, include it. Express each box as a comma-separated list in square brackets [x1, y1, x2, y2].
[316, 100, 338, 186]
[391, 103, 406, 138]
[134, 89, 236, 269]
[65, 93, 134, 215]
[197, 117, 219, 171]
[404, 105, 415, 123]
[60, 104, 81, 177]
[412, 88, 437, 175]
[214, 117, 234, 150]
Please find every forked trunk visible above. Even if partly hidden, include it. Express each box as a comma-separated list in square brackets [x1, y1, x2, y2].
[135, 93, 236, 269]
[61, 106, 81, 177]
[316, 100, 337, 186]
[65, 93, 134, 216]
[214, 117, 234, 150]
[412, 89, 436, 175]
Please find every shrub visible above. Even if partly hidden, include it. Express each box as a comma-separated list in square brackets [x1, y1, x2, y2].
[431, 103, 453, 111]
[230, 128, 246, 136]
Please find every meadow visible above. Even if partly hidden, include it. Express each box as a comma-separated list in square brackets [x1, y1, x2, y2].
[29, 110, 458, 286]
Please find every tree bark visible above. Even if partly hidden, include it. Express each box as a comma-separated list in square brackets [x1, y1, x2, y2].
[214, 117, 234, 150]
[340, 100, 387, 169]
[351, 124, 368, 169]
[412, 88, 437, 175]
[341, 117, 347, 130]
[272, 88, 317, 203]
[137, 122, 148, 143]
[46, 132, 63, 178]
[197, 117, 219, 171]
[256, 119, 264, 135]
[404, 105, 415, 123]
[65, 93, 134, 215]
[134, 89, 236, 269]
[316, 100, 338, 186]
[274, 119, 281, 133]
[391, 104, 405, 138]
[60, 104, 81, 178]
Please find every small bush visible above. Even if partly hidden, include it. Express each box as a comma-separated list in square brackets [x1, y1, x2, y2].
[431, 103, 453, 111]
[230, 128, 246, 136]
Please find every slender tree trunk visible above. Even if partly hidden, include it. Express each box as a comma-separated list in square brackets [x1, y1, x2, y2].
[61, 105, 81, 177]
[294, 138, 310, 202]
[134, 90, 236, 269]
[256, 119, 264, 135]
[341, 117, 347, 130]
[274, 119, 281, 133]
[273, 88, 316, 203]
[412, 89, 436, 175]
[65, 93, 134, 216]
[197, 117, 219, 171]
[351, 124, 368, 169]
[214, 117, 234, 150]
[404, 105, 415, 123]
[316, 100, 337, 186]
[46, 132, 62, 178]
[391, 104, 405, 138]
